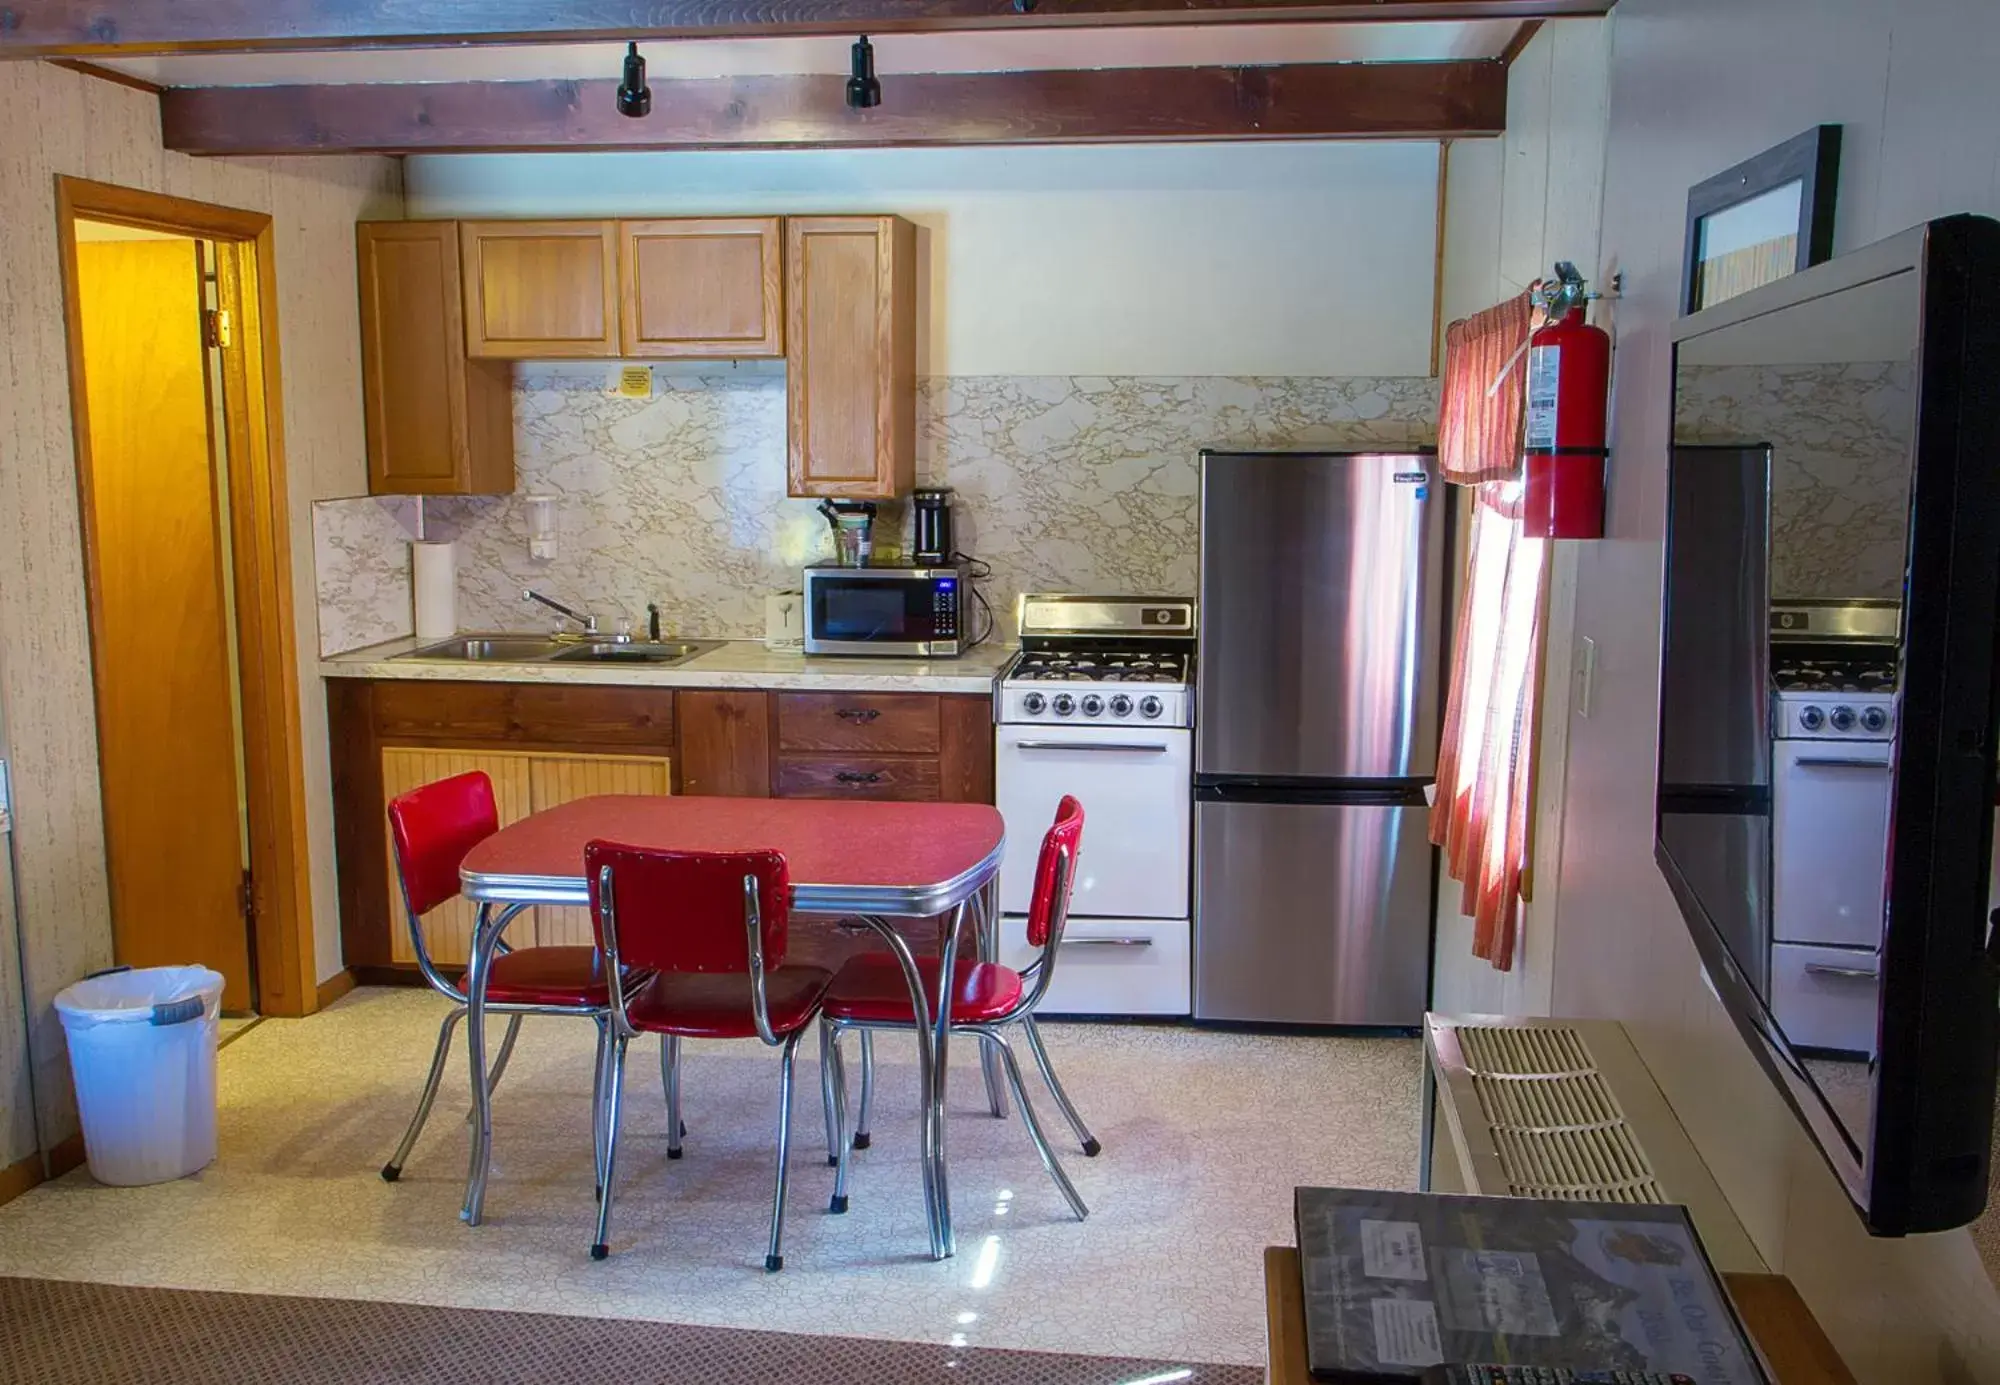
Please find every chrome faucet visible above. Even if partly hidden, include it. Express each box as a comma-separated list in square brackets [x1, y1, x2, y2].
[521, 588, 598, 636]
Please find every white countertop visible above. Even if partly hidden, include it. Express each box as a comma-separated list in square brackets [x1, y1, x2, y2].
[320, 636, 1014, 695]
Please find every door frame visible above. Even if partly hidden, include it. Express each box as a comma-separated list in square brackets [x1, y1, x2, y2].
[54, 175, 319, 1018]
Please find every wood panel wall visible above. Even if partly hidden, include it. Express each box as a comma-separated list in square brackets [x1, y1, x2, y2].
[0, 60, 400, 1159]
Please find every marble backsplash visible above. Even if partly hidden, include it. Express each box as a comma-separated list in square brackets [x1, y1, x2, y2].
[1675, 361, 1915, 600]
[314, 369, 1441, 651]
[311, 495, 420, 656]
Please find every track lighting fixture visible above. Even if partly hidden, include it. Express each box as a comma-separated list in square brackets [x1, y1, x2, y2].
[847, 35, 882, 110]
[616, 41, 652, 119]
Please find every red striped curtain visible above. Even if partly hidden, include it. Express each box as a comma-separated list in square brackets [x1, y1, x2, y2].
[1431, 293, 1547, 971]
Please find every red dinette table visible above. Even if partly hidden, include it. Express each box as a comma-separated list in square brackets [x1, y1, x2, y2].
[457, 794, 1006, 1260]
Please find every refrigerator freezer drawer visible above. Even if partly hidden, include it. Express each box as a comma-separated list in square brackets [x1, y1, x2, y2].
[1001, 915, 1191, 1017]
[1194, 797, 1434, 1026]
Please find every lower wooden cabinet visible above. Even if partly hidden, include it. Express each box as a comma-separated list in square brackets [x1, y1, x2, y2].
[330, 679, 991, 977]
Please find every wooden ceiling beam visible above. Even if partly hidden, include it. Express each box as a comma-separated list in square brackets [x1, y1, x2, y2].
[2, 1, 1613, 59]
[158, 61, 1508, 156]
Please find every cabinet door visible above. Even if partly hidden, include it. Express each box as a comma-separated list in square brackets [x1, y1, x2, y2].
[620, 218, 783, 358]
[461, 220, 619, 359]
[526, 753, 674, 947]
[356, 222, 514, 494]
[786, 216, 916, 498]
[678, 691, 773, 797]
[380, 747, 533, 967]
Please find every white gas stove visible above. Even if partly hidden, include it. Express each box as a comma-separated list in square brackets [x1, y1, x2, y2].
[993, 595, 1197, 1017]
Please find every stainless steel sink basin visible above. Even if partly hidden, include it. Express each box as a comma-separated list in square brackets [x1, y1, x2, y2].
[395, 634, 721, 667]
[403, 636, 567, 662]
[549, 640, 720, 665]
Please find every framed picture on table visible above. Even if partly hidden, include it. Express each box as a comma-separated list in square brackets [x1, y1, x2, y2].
[1681, 125, 1842, 315]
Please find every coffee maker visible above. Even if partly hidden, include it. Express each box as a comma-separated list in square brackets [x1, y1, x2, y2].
[912, 487, 956, 565]
[816, 499, 877, 567]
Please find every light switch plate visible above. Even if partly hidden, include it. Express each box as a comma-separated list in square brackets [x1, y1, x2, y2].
[1575, 635, 1598, 718]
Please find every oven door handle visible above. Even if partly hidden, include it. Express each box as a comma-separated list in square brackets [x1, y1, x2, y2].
[1792, 755, 1891, 770]
[1060, 936, 1155, 949]
[1012, 740, 1171, 754]
[1804, 961, 1880, 981]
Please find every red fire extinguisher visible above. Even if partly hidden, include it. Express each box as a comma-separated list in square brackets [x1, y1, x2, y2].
[1522, 264, 1611, 539]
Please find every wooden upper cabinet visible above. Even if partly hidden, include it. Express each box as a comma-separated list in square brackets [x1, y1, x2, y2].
[357, 221, 514, 495]
[620, 217, 783, 358]
[786, 215, 917, 499]
[461, 220, 619, 359]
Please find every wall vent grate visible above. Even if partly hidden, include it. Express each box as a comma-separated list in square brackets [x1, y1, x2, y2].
[1453, 1024, 1667, 1203]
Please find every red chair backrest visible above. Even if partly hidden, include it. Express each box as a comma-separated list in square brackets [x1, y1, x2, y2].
[387, 771, 499, 919]
[1026, 795, 1086, 948]
[585, 842, 791, 975]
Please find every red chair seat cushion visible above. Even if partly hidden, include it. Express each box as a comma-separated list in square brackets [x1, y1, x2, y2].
[623, 966, 833, 1039]
[821, 955, 1025, 1026]
[485, 946, 635, 1008]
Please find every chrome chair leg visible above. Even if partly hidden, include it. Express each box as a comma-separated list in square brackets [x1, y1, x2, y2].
[591, 1034, 630, 1260]
[1020, 1015, 1100, 1157]
[465, 1012, 527, 1125]
[853, 1029, 875, 1150]
[828, 1024, 854, 1214]
[591, 1017, 609, 1198]
[818, 1019, 842, 1168]
[987, 1029, 1088, 1221]
[661, 1034, 685, 1159]
[974, 890, 1008, 1121]
[767, 1029, 804, 1272]
[382, 1007, 464, 1181]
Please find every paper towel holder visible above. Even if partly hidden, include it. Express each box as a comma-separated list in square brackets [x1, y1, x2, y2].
[525, 495, 558, 560]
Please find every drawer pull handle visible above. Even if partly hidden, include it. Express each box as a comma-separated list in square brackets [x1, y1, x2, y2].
[835, 919, 875, 934]
[1804, 962, 1880, 981]
[835, 770, 886, 785]
[835, 708, 882, 723]
[1060, 936, 1154, 949]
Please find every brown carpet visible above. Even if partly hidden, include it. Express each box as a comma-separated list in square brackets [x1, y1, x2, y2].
[0, 1277, 1257, 1385]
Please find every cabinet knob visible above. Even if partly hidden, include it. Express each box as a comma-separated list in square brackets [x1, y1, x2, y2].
[834, 707, 882, 723]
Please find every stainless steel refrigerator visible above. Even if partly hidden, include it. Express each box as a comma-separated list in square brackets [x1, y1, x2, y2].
[1193, 450, 1444, 1026]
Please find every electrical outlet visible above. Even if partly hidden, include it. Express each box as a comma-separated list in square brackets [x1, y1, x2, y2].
[1575, 635, 1597, 718]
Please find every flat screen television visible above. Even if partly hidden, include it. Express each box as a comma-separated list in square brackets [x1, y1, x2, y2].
[1658, 214, 2000, 1234]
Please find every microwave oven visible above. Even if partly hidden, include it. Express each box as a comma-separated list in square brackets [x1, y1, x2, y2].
[802, 563, 964, 657]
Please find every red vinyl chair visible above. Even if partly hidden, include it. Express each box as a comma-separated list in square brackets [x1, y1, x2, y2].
[819, 795, 1097, 1225]
[586, 842, 834, 1270]
[380, 771, 647, 1185]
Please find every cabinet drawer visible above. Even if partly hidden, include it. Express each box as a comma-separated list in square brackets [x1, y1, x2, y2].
[776, 692, 939, 753]
[1771, 942, 1880, 1055]
[774, 753, 941, 801]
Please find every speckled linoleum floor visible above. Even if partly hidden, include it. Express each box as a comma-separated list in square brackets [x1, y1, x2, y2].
[0, 987, 1420, 1366]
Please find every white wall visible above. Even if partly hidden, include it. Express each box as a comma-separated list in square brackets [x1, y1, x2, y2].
[1430, 17, 1611, 1019]
[1553, 1, 2000, 1379]
[407, 142, 1444, 378]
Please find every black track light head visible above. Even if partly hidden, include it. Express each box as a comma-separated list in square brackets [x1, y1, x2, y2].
[617, 41, 652, 119]
[847, 35, 882, 110]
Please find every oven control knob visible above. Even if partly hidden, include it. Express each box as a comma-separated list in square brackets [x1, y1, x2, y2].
[1021, 692, 1046, 716]
[1797, 705, 1825, 732]
[1109, 694, 1134, 718]
[1139, 695, 1164, 720]
[1829, 706, 1857, 732]
[1860, 706, 1889, 733]
[1080, 694, 1105, 718]
[1052, 693, 1076, 717]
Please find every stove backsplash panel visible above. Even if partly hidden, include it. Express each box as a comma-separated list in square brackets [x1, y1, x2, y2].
[315, 369, 1439, 649]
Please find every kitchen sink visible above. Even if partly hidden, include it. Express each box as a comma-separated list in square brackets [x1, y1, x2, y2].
[403, 636, 568, 662]
[549, 641, 720, 665]
[395, 634, 720, 667]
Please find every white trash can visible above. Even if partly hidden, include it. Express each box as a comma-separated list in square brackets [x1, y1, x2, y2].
[53, 965, 225, 1186]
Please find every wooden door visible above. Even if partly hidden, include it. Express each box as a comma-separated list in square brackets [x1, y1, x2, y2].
[620, 218, 783, 358]
[74, 239, 254, 1008]
[526, 753, 673, 947]
[785, 216, 917, 498]
[677, 692, 773, 798]
[380, 748, 532, 968]
[461, 220, 619, 359]
[357, 222, 514, 495]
